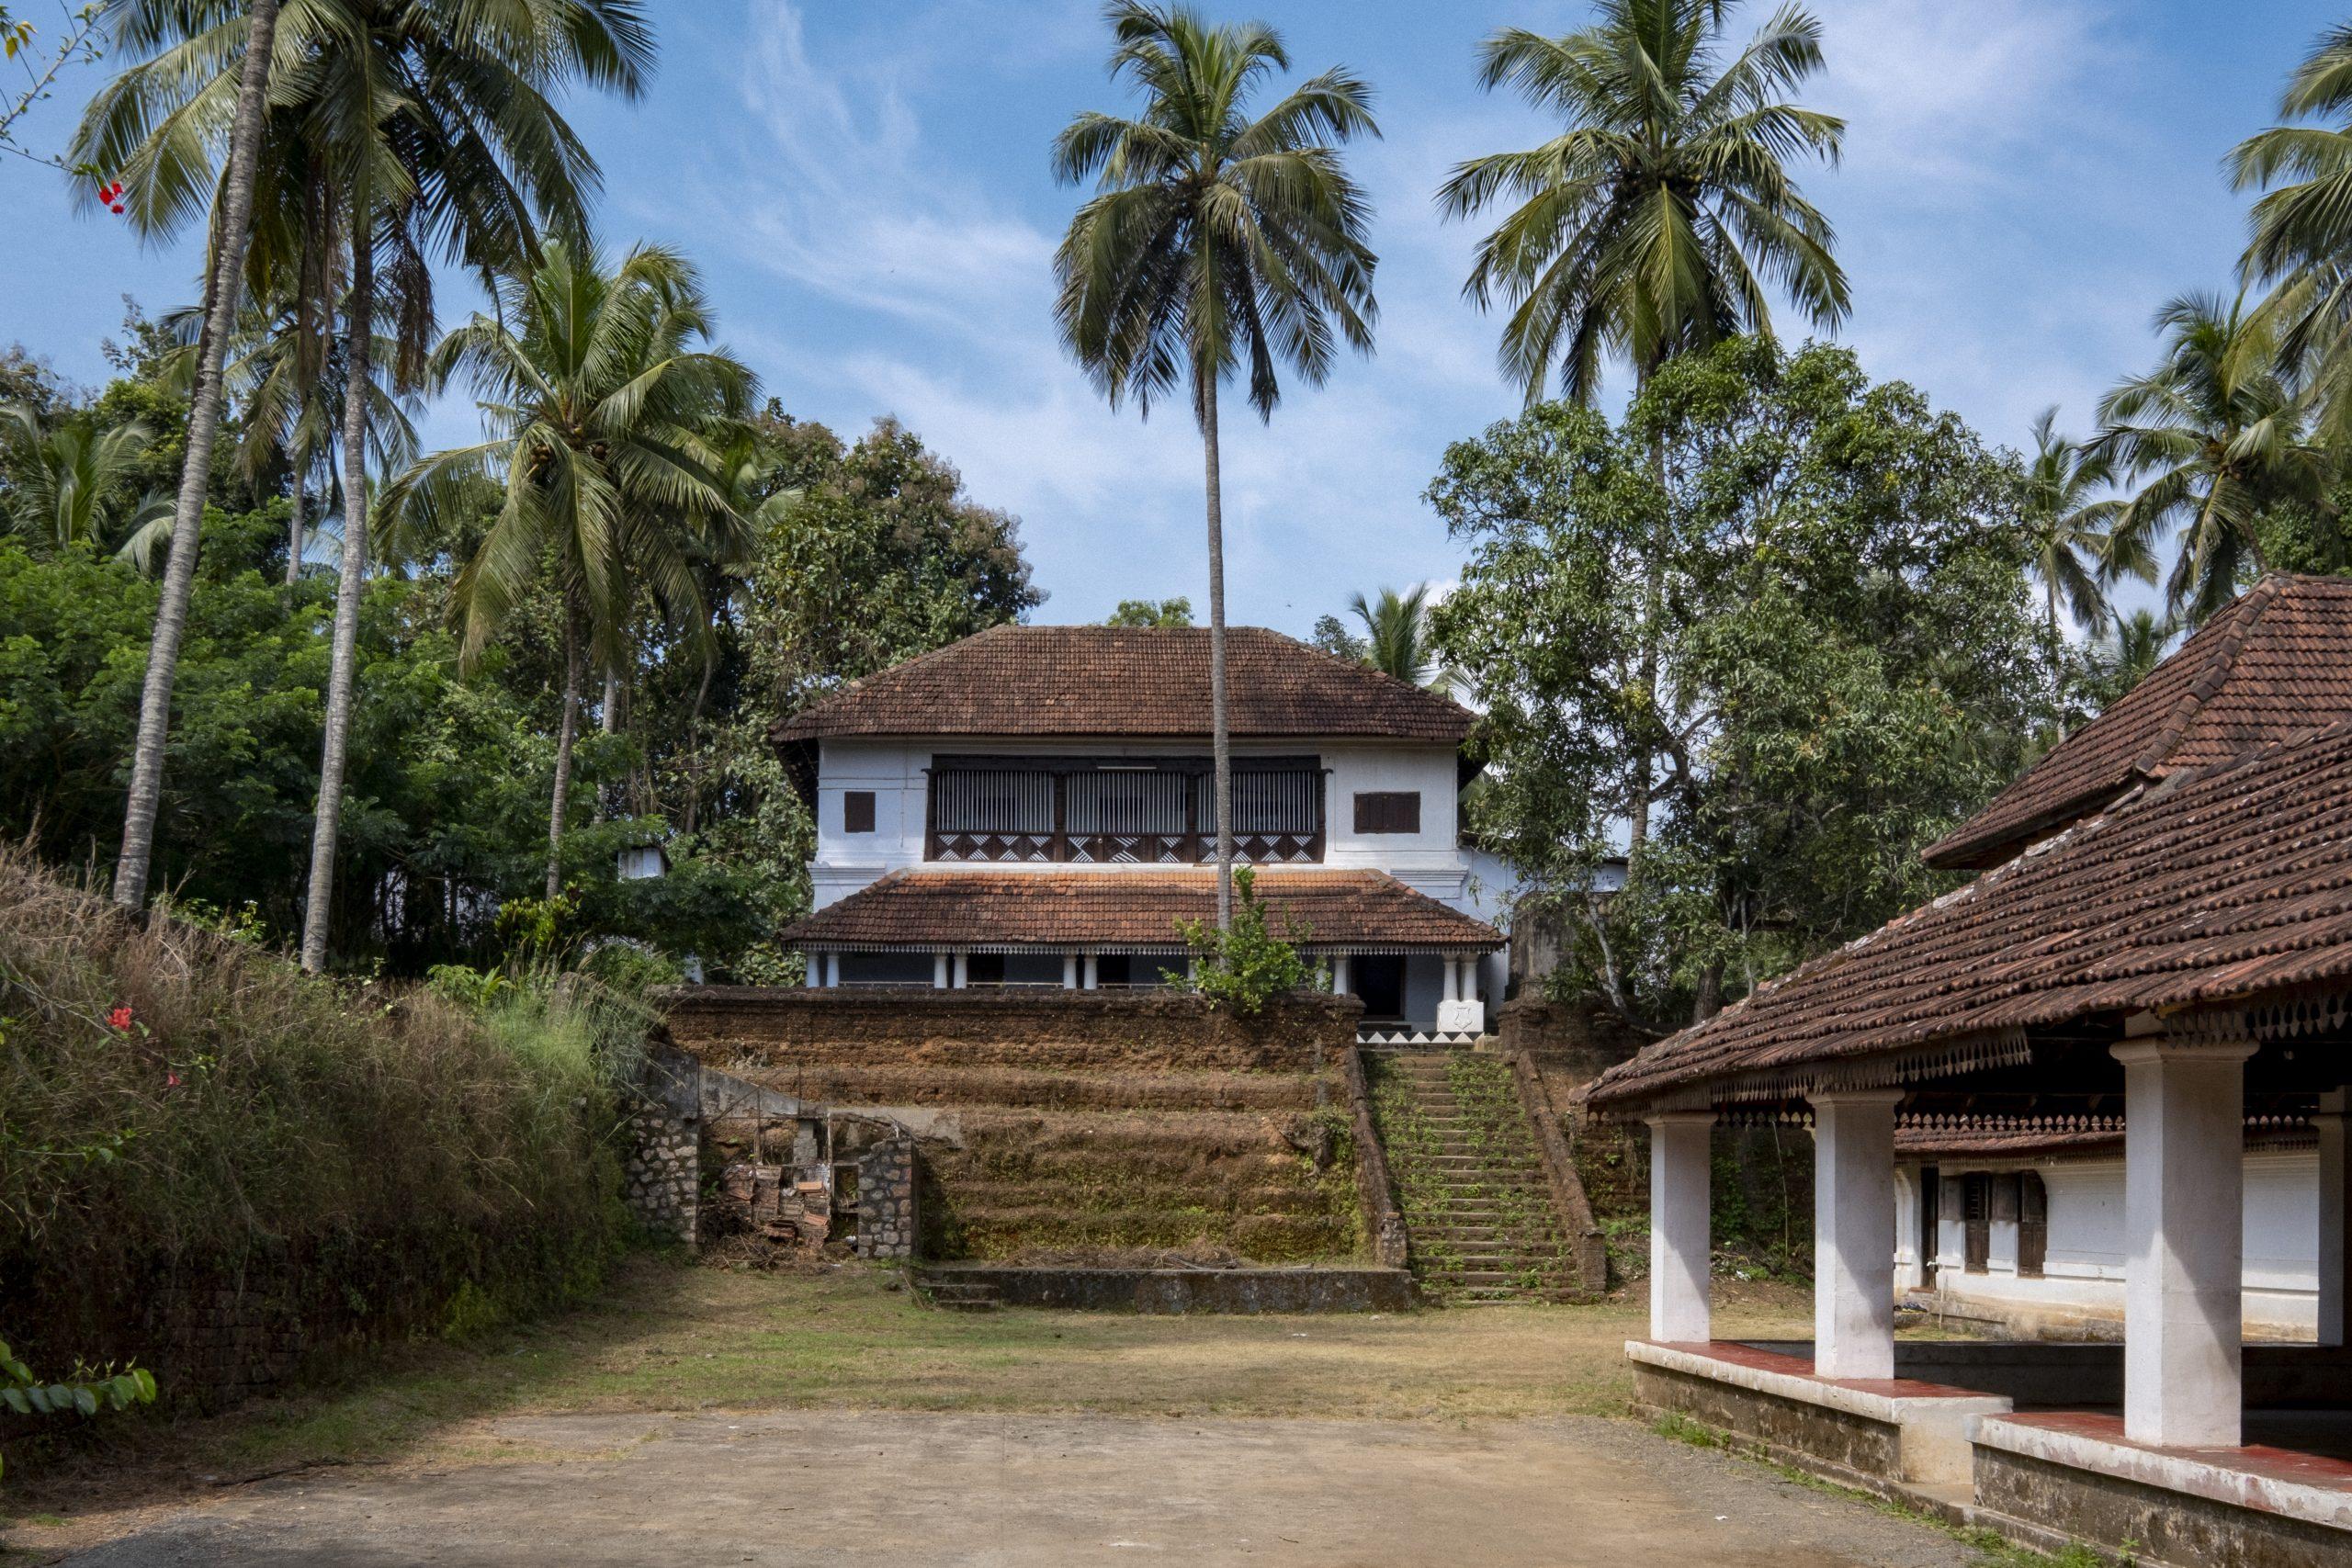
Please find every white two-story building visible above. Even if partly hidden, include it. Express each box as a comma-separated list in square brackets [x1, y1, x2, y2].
[772, 624, 1510, 1035]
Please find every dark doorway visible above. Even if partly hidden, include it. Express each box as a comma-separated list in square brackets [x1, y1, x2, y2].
[1352, 955, 1405, 1021]
[964, 953, 1006, 987]
[1095, 953, 1139, 987]
[1920, 1167, 1940, 1284]
[1962, 1175, 1990, 1273]
[2018, 1172, 2049, 1278]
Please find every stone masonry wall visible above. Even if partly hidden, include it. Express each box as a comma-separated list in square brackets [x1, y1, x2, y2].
[855, 1138, 918, 1260]
[623, 1097, 700, 1246]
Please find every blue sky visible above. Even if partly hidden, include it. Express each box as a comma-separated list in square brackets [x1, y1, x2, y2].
[0, 0, 2338, 635]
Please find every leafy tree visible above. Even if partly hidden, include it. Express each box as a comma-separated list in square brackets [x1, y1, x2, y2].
[2018, 406, 2145, 639]
[1054, 0, 1379, 932]
[383, 239, 754, 903]
[1343, 583, 1459, 694]
[1105, 596, 1193, 627]
[1307, 613, 1363, 661]
[1431, 337, 2057, 1029]
[1437, 0, 1848, 406]
[1170, 865, 1314, 1013]
[0, 403, 169, 551]
[2095, 291, 2332, 625]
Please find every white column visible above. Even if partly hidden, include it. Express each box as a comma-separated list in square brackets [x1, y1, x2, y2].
[804, 953, 822, 988]
[951, 951, 968, 988]
[1812, 1089, 1902, 1380]
[1646, 1111, 1715, 1343]
[1441, 959, 1459, 1004]
[2319, 1091, 2349, 1348]
[933, 953, 950, 989]
[2113, 1031, 2258, 1448]
[823, 952, 841, 989]
[1082, 954, 1099, 990]
[1331, 954, 1351, 994]
[1062, 953, 1080, 989]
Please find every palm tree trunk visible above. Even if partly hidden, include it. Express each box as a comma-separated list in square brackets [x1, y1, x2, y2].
[299, 231, 374, 973]
[111, 0, 282, 910]
[548, 615, 583, 900]
[285, 459, 305, 585]
[1200, 373, 1234, 933]
[1631, 422, 1663, 855]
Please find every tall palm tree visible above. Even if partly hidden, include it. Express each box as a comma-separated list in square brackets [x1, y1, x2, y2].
[2018, 406, 2147, 640]
[1437, 0, 1844, 854]
[1053, 0, 1379, 931]
[74, 0, 282, 912]
[1345, 583, 1459, 694]
[379, 240, 755, 899]
[2231, 23, 2352, 446]
[1436, 0, 1848, 406]
[84, 0, 656, 966]
[0, 405, 172, 552]
[2088, 607, 2176, 708]
[2094, 292, 2330, 625]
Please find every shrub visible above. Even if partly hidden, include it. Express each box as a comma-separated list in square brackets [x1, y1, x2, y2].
[1170, 866, 1317, 1015]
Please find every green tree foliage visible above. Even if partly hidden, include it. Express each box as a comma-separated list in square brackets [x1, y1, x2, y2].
[2018, 406, 2146, 638]
[1342, 583, 1459, 694]
[1105, 596, 1193, 627]
[1430, 338, 2062, 1030]
[1170, 865, 1315, 1014]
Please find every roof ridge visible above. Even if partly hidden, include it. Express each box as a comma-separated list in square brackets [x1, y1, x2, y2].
[2125, 572, 2286, 780]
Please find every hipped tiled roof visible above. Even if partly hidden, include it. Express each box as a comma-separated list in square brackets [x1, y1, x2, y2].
[1583, 712, 2352, 1112]
[772, 625, 1475, 744]
[1924, 574, 2352, 870]
[780, 868, 1503, 953]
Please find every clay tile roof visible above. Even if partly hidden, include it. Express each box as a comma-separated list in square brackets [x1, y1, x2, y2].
[1923, 573, 2352, 870]
[771, 625, 1475, 745]
[1583, 713, 2352, 1113]
[779, 868, 1503, 953]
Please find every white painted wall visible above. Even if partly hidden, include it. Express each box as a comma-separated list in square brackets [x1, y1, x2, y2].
[1898, 1150, 2321, 1337]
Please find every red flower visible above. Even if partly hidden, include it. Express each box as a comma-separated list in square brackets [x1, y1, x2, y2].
[108, 1005, 133, 1032]
[165, 1072, 183, 1088]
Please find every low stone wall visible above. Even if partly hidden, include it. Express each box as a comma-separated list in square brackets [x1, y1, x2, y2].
[1973, 1416, 2352, 1568]
[622, 1099, 700, 1247]
[1510, 1049, 1609, 1297]
[920, 1264, 1416, 1314]
[658, 987, 1363, 1076]
[1340, 1047, 1408, 1269]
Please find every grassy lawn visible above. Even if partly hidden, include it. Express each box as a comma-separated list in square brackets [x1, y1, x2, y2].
[9, 1257, 1827, 1511]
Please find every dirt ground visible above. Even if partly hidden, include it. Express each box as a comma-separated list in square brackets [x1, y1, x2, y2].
[2, 1261, 2036, 1567]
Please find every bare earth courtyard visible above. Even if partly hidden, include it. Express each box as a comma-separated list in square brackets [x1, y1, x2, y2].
[5, 1264, 2045, 1567]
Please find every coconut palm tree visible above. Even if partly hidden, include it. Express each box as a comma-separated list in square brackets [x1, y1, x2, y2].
[81, 0, 657, 964]
[1053, 0, 1379, 931]
[1436, 0, 1849, 406]
[0, 405, 172, 553]
[2094, 292, 2331, 625]
[2087, 607, 2176, 708]
[1344, 584, 1459, 695]
[379, 239, 756, 899]
[2018, 407, 2148, 640]
[74, 0, 281, 911]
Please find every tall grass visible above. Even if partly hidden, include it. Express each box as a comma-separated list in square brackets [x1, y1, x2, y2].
[0, 845, 634, 1387]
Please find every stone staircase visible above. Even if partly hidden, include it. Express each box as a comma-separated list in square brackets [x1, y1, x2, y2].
[1363, 1048, 1577, 1303]
[912, 1270, 1003, 1313]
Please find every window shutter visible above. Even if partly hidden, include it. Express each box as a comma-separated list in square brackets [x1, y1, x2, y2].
[843, 791, 876, 834]
[1352, 791, 1421, 834]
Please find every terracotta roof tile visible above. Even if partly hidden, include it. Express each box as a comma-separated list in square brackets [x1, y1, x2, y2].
[1923, 574, 2352, 870]
[1585, 713, 2352, 1111]
[780, 868, 1502, 953]
[772, 625, 1475, 744]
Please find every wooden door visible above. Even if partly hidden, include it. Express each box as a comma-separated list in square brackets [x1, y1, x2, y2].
[2018, 1172, 2048, 1278]
[1919, 1167, 1941, 1283]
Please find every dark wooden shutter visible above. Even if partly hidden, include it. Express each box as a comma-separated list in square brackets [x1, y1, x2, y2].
[1920, 1167, 1941, 1283]
[1352, 791, 1421, 834]
[2018, 1172, 2048, 1278]
[1962, 1175, 1990, 1274]
[842, 791, 876, 834]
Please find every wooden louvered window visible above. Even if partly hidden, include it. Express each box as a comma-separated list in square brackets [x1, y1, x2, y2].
[2018, 1172, 2048, 1278]
[1962, 1175, 1990, 1274]
[842, 791, 876, 834]
[1352, 791, 1421, 835]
